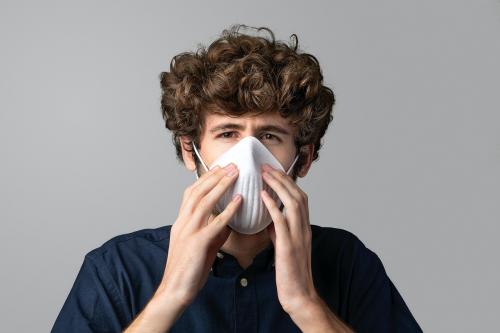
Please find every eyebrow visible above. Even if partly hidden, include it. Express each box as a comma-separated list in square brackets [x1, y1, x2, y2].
[209, 123, 291, 136]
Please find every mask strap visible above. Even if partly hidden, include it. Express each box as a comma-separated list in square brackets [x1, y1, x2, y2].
[194, 140, 299, 177]
[191, 142, 209, 177]
[285, 154, 300, 175]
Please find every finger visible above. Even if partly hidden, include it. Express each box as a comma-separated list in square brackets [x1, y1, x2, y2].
[262, 163, 304, 204]
[262, 170, 305, 239]
[180, 165, 221, 208]
[262, 164, 309, 238]
[191, 164, 222, 190]
[176, 165, 232, 232]
[205, 213, 232, 250]
[204, 194, 243, 239]
[261, 189, 291, 243]
[266, 222, 276, 247]
[189, 167, 240, 230]
[182, 164, 237, 213]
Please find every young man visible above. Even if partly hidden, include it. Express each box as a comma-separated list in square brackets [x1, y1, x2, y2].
[52, 25, 423, 332]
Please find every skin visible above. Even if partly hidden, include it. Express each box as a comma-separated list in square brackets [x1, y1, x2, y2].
[124, 109, 355, 332]
[180, 110, 314, 271]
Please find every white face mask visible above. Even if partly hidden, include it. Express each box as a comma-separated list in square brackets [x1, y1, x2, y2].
[192, 136, 300, 235]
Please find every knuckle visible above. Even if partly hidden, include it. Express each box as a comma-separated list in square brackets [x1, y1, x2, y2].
[190, 186, 202, 198]
[211, 175, 226, 187]
[229, 198, 240, 209]
[290, 200, 300, 210]
[198, 197, 211, 211]
[274, 170, 285, 178]
[197, 197, 207, 210]
[211, 216, 222, 224]
[218, 174, 231, 183]
[267, 198, 277, 208]
[220, 176, 236, 188]
[214, 167, 226, 177]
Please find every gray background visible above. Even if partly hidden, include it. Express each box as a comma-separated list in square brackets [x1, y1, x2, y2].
[1, 0, 499, 331]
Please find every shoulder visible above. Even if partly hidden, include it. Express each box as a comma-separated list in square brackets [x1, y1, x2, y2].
[310, 224, 383, 270]
[54, 226, 175, 330]
[310, 223, 365, 252]
[83, 225, 174, 271]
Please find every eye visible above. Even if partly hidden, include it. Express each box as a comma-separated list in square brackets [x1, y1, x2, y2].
[261, 133, 280, 142]
[217, 131, 237, 139]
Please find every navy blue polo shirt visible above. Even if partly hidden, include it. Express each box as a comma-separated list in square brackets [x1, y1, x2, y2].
[51, 224, 423, 332]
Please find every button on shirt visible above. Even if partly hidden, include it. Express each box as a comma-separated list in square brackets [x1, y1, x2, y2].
[51, 224, 423, 332]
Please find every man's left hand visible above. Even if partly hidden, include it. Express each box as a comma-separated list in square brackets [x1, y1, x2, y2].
[260, 163, 319, 315]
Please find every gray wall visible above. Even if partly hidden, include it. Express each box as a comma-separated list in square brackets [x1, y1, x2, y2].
[1, 0, 499, 331]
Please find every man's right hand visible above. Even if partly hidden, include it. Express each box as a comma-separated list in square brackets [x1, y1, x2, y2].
[156, 162, 242, 307]
[124, 163, 241, 332]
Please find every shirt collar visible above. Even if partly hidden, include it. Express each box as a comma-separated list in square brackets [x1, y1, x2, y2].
[210, 241, 275, 278]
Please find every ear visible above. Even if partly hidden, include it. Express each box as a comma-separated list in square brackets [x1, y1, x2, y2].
[180, 135, 197, 171]
[297, 144, 315, 178]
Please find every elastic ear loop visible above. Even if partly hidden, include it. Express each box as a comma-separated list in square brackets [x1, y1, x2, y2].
[192, 142, 209, 179]
[194, 141, 299, 178]
[280, 153, 301, 218]
[285, 153, 300, 175]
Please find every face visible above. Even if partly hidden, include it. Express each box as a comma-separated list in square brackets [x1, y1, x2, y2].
[181, 110, 313, 180]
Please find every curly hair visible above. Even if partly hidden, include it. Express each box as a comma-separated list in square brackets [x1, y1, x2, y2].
[159, 24, 335, 177]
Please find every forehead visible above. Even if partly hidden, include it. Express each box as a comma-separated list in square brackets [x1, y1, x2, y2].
[203, 110, 295, 130]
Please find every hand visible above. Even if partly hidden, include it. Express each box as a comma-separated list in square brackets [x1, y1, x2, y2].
[260, 163, 319, 315]
[156, 163, 242, 307]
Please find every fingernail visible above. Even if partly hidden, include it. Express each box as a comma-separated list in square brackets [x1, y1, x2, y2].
[226, 166, 238, 176]
[261, 163, 273, 172]
[232, 194, 241, 202]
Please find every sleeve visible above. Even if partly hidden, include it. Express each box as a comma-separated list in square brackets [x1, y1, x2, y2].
[51, 253, 129, 333]
[347, 237, 423, 333]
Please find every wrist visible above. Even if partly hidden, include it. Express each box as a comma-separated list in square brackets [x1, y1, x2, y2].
[154, 283, 192, 310]
[123, 287, 190, 333]
[286, 294, 355, 333]
[286, 293, 324, 323]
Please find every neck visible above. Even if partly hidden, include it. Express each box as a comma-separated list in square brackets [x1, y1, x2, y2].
[209, 213, 272, 270]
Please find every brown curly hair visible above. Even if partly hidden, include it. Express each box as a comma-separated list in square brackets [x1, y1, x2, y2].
[159, 24, 335, 177]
